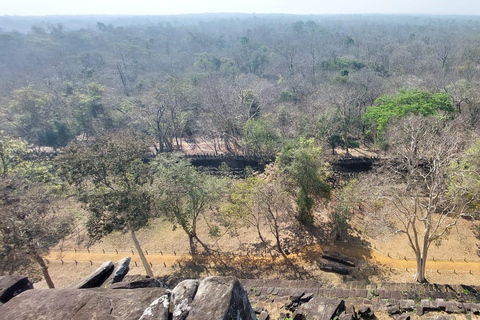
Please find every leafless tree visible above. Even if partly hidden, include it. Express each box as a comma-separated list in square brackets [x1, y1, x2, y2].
[370, 116, 472, 282]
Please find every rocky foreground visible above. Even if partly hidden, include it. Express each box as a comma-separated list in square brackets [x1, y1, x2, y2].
[2, 257, 480, 320]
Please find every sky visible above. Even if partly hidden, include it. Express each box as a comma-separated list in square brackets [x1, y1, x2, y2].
[1, 0, 480, 16]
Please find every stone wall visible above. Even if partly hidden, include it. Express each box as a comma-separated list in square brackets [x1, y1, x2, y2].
[241, 279, 480, 318]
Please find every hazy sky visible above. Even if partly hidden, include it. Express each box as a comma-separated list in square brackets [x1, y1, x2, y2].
[2, 0, 480, 16]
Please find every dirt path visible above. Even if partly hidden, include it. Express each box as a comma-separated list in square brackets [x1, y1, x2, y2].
[328, 243, 480, 272]
[45, 243, 480, 273]
[45, 251, 183, 267]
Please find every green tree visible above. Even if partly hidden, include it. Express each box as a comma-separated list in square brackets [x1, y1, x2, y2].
[235, 36, 268, 75]
[277, 138, 330, 225]
[0, 132, 26, 177]
[332, 179, 359, 240]
[153, 155, 226, 256]
[6, 86, 74, 148]
[139, 77, 194, 153]
[56, 130, 155, 277]
[0, 134, 71, 288]
[326, 135, 344, 155]
[221, 176, 293, 258]
[254, 181, 293, 259]
[243, 117, 280, 161]
[449, 138, 480, 216]
[363, 89, 455, 138]
[194, 52, 221, 72]
[66, 82, 111, 139]
[221, 176, 267, 243]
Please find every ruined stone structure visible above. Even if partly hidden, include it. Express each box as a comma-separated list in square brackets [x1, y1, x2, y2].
[2, 258, 480, 319]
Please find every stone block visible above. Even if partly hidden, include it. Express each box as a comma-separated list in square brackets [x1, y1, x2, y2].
[70, 260, 114, 289]
[187, 276, 256, 320]
[0, 288, 168, 320]
[293, 297, 345, 320]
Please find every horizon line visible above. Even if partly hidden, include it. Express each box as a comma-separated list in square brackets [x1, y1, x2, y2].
[2, 12, 480, 18]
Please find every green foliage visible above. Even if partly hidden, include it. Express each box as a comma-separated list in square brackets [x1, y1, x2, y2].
[153, 155, 227, 253]
[243, 117, 280, 160]
[333, 179, 359, 239]
[56, 130, 154, 240]
[194, 52, 221, 72]
[320, 57, 365, 71]
[449, 138, 480, 215]
[221, 176, 262, 222]
[208, 225, 221, 238]
[363, 89, 455, 137]
[67, 82, 110, 138]
[218, 162, 231, 176]
[0, 132, 57, 185]
[277, 138, 330, 224]
[0, 132, 27, 177]
[219, 57, 240, 78]
[7, 86, 74, 148]
[237, 36, 269, 75]
[0, 135, 71, 280]
[326, 135, 358, 154]
[326, 135, 344, 154]
[279, 90, 295, 102]
[0, 174, 71, 276]
[140, 77, 194, 153]
[295, 188, 315, 225]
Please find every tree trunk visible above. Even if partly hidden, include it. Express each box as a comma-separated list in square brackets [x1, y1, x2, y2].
[256, 223, 266, 243]
[414, 253, 427, 283]
[188, 233, 197, 256]
[344, 126, 349, 156]
[274, 232, 288, 260]
[34, 254, 55, 288]
[129, 224, 154, 277]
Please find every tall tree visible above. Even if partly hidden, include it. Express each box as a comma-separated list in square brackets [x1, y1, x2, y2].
[0, 131, 26, 177]
[66, 82, 111, 139]
[370, 116, 471, 282]
[326, 84, 363, 156]
[0, 133, 71, 288]
[56, 130, 155, 277]
[221, 176, 293, 258]
[222, 176, 267, 243]
[277, 138, 331, 225]
[141, 77, 194, 153]
[5, 86, 73, 148]
[243, 116, 280, 161]
[449, 138, 480, 218]
[153, 155, 226, 256]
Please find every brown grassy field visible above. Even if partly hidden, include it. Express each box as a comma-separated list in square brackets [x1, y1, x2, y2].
[34, 197, 480, 289]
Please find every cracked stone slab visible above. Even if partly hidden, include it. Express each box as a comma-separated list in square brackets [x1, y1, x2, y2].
[0, 288, 168, 320]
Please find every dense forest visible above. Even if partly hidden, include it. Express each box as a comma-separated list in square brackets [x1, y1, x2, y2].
[3, 14, 480, 285]
[3, 14, 480, 149]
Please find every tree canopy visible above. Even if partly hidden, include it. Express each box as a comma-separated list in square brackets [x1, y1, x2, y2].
[277, 137, 330, 225]
[56, 130, 155, 276]
[153, 155, 226, 255]
[363, 89, 455, 137]
[0, 133, 71, 287]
